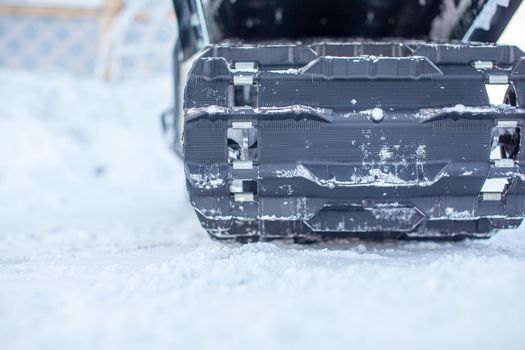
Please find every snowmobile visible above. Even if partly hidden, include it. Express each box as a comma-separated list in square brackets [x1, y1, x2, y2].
[163, 0, 525, 241]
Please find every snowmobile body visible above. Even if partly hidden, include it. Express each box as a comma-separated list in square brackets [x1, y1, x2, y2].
[165, 0, 525, 241]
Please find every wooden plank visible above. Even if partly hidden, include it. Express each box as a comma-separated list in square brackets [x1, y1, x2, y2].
[0, 5, 100, 17]
[99, 0, 123, 36]
[0, 0, 122, 19]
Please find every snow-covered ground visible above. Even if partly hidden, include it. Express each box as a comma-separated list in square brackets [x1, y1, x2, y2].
[2, 68, 525, 350]
[3, 12, 525, 347]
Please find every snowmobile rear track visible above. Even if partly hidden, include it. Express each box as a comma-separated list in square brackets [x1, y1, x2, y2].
[180, 41, 525, 241]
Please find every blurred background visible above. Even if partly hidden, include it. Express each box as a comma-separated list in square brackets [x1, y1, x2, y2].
[0, 0, 175, 80]
[1, 0, 524, 81]
[1, 2, 525, 350]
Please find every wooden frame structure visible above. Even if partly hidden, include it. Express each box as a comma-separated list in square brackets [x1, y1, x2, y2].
[0, 0, 123, 36]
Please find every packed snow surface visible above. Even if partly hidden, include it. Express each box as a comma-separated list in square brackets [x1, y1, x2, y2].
[1, 70, 525, 350]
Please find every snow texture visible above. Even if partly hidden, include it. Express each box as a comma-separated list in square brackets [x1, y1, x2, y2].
[1, 70, 525, 350]
[462, 0, 511, 40]
[430, 0, 472, 39]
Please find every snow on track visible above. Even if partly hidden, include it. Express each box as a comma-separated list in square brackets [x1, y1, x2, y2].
[1, 70, 525, 350]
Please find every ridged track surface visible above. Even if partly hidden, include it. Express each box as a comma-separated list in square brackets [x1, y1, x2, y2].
[182, 41, 525, 239]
